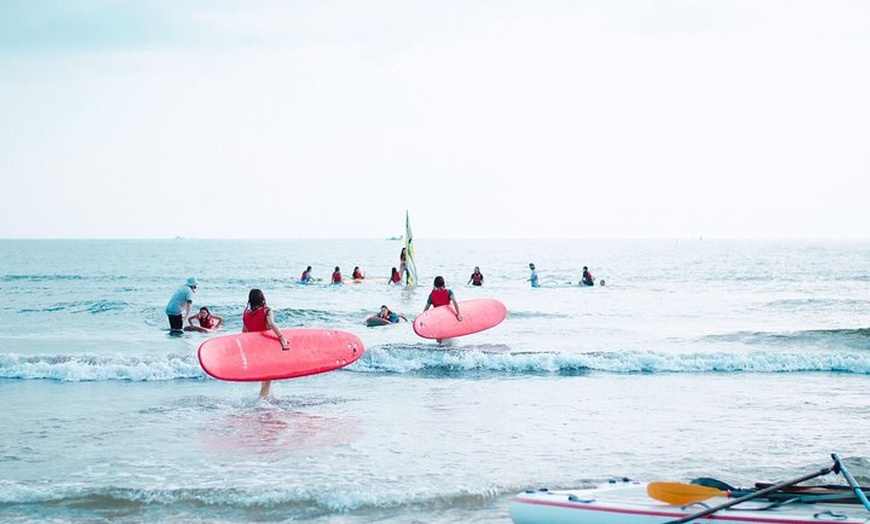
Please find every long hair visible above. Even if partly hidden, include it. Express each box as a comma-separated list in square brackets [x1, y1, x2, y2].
[247, 289, 266, 310]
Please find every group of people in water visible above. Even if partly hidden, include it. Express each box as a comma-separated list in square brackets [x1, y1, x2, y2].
[166, 258, 602, 399]
[164, 278, 224, 333]
[168, 260, 600, 333]
[298, 247, 603, 290]
[166, 273, 467, 399]
[164, 280, 307, 397]
[528, 263, 604, 287]
[299, 264, 400, 285]
[299, 265, 367, 284]
[299, 247, 422, 286]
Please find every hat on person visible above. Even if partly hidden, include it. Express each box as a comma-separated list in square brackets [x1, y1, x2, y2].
[186, 277, 198, 287]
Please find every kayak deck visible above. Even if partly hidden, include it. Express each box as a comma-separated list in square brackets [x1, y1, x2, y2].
[510, 480, 870, 524]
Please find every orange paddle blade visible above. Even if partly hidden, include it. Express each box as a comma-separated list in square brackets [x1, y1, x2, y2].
[647, 482, 729, 505]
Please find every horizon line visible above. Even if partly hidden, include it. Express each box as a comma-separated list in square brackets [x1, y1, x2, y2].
[1, 236, 869, 242]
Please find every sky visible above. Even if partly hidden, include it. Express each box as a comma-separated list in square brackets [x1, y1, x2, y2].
[1, 0, 868, 240]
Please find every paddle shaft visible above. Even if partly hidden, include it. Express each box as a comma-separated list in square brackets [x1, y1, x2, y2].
[663, 465, 833, 524]
[732, 490, 863, 504]
[832, 453, 870, 512]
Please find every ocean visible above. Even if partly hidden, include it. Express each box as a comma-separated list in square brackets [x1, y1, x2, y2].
[1, 238, 869, 523]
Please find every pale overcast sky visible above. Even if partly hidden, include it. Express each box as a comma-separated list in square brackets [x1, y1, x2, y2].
[1, 1, 868, 239]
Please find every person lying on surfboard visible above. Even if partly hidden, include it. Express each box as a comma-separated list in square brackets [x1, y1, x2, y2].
[242, 288, 289, 399]
[187, 306, 224, 331]
[378, 305, 407, 323]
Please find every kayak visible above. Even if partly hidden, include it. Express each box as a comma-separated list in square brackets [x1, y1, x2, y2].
[510, 479, 870, 524]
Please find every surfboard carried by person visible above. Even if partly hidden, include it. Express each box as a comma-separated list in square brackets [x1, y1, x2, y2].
[198, 300, 365, 396]
[414, 298, 506, 342]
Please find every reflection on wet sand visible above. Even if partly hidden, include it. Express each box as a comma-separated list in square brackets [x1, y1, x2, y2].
[201, 395, 361, 455]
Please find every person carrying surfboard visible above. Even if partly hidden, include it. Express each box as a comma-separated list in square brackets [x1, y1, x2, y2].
[242, 288, 289, 399]
[422, 277, 463, 344]
[423, 276, 462, 321]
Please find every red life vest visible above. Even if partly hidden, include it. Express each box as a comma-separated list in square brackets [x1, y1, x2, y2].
[430, 288, 450, 307]
[471, 272, 483, 285]
[198, 315, 216, 329]
[332, 271, 342, 283]
[391, 272, 402, 283]
[243, 307, 269, 332]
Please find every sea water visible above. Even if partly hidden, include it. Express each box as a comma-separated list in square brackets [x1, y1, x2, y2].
[1, 238, 869, 523]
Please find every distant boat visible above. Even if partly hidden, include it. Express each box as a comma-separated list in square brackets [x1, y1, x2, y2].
[387, 236, 402, 241]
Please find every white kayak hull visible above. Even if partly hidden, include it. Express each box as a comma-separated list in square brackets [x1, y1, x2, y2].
[510, 481, 870, 524]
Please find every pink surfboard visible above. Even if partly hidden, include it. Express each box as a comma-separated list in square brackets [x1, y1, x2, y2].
[413, 298, 507, 340]
[198, 328, 364, 382]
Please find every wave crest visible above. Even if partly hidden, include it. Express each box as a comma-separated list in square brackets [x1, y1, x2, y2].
[355, 345, 870, 375]
[0, 353, 202, 381]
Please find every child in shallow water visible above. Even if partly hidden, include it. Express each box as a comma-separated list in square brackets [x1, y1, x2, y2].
[188, 306, 223, 330]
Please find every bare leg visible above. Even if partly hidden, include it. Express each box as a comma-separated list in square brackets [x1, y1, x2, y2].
[259, 380, 271, 399]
